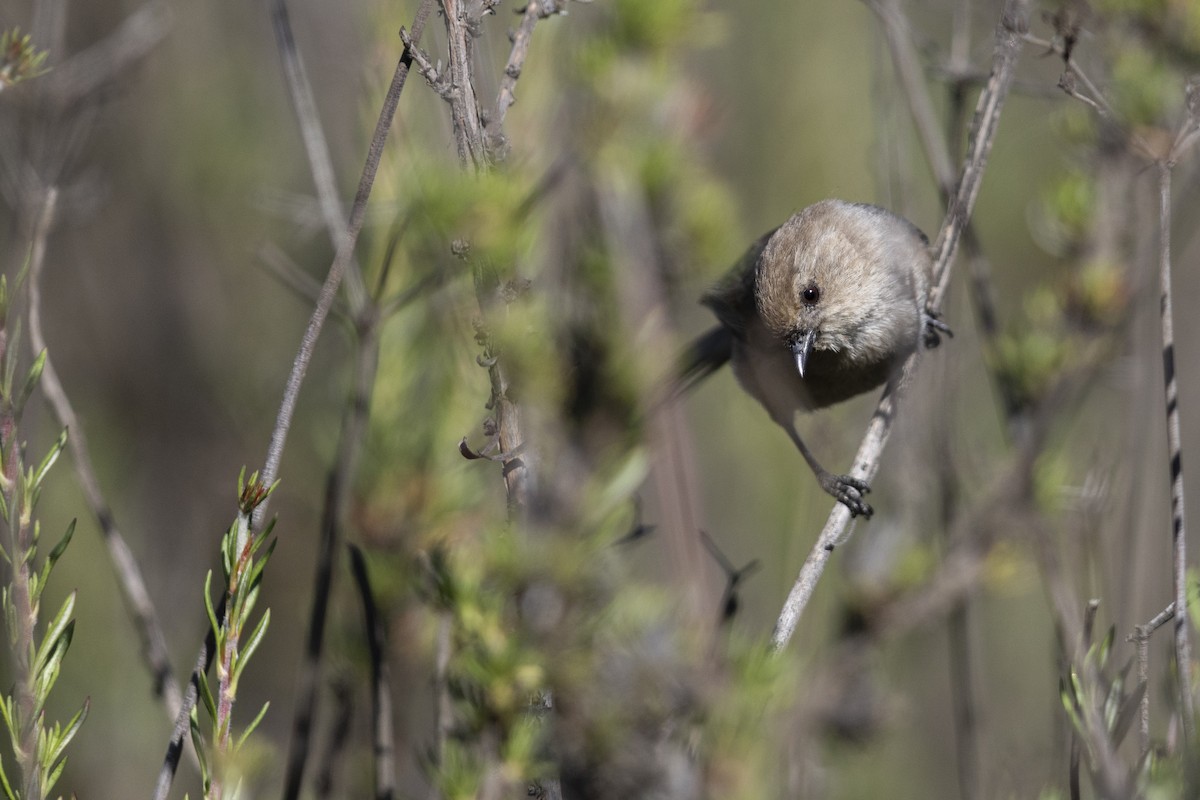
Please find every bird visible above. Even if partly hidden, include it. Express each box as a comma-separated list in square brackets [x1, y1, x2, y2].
[683, 199, 948, 517]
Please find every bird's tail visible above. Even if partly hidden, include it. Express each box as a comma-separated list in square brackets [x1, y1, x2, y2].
[676, 325, 733, 396]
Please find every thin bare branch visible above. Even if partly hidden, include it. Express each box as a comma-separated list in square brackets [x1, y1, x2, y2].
[152, 595, 225, 800]
[26, 186, 187, 737]
[154, 5, 436, 797]
[254, 0, 436, 529]
[492, 0, 559, 133]
[1130, 602, 1177, 758]
[772, 0, 1030, 650]
[1156, 160, 1195, 740]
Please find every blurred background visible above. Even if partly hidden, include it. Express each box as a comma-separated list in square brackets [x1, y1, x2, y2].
[2, 0, 1200, 797]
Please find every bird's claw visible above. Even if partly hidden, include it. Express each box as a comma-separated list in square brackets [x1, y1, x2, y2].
[820, 473, 873, 518]
[923, 311, 953, 349]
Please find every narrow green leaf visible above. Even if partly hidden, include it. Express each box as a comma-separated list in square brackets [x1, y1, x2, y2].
[45, 697, 88, 766]
[198, 668, 217, 723]
[46, 518, 76, 573]
[0, 693, 16, 742]
[246, 539, 278, 591]
[235, 701, 270, 752]
[203, 571, 220, 640]
[0, 748, 14, 800]
[16, 349, 46, 414]
[1097, 625, 1115, 669]
[3, 323, 22, 399]
[239, 584, 260, 624]
[32, 428, 68, 489]
[35, 621, 73, 701]
[189, 708, 210, 789]
[234, 609, 271, 684]
[34, 590, 76, 677]
[43, 756, 65, 796]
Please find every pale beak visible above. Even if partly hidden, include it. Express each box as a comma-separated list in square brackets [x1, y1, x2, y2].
[792, 329, 817, 378]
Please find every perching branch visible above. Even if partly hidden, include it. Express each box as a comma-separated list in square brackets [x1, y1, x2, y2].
[771, 0, 1029, 650]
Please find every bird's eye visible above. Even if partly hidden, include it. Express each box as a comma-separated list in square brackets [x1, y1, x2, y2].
[801, 285, 821, 305]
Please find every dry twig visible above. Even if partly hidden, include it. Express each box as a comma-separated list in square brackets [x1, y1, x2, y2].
[772, 0, 1030, 650]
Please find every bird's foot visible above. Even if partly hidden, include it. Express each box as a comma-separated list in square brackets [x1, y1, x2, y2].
[819, 472, 873, 518]
[923, 310, 953, 349]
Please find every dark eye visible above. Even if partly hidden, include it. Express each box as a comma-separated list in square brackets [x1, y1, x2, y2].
[801, 285, 820, 305]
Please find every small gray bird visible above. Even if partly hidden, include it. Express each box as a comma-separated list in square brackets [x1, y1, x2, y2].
[685, 200, 947, 517]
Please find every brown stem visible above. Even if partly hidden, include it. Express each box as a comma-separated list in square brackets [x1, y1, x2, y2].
[772, 0, 1030, 650]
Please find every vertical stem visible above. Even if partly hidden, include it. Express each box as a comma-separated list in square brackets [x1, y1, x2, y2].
[1136, 623, 1151, 758]
[1157, 161, 1195, 738]
[10, 484, 41, 800]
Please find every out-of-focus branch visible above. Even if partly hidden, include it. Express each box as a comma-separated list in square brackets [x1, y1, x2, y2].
[1155, 160, 1195, 740]
[153, 595, 225, 800]
[868, 0, 1017, 424]
[43, 0, 172, 105]
[269, 0, 368, 311]
[439, 0, 487, 169]
[492, 0, 560, 134]
[254, 0, 435, 528]
[154, 6, 435, 797]
[348, 544, 397, 800]
[771, 0, 1030, 650]
[281, 316, 380, 800]
[598, 177, 716, 628]
[1130, 603, 1176, 759]
[868, 0, 956, 195]
[26, 186, 188, 736]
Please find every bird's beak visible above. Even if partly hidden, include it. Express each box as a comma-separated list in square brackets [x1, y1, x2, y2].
[792, 329, 817, 378]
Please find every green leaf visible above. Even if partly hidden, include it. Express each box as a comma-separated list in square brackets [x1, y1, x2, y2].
[234, 609, 271, 684]
[3, 322, 22, 399]
[45, 697, 88, 766]
[34, 620, 74, 702]
[189, 707, 210, 791]
[235, 701, 270, 752]
[0, 694, 16, 743]
[34, 590, 76, 677]
[16, 349, 46, 414]
[43, 755, 65, 796]
[198, 668, 217, 723]
[0, 748, 14, 800]
[46, 517, 75, 567]
[246, 538, 278, 592]
[32, 428, 68, 490]
[238, 583, 260, 625]
[203, 571, 221, 640]
[1097, 625, 1115, 669]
